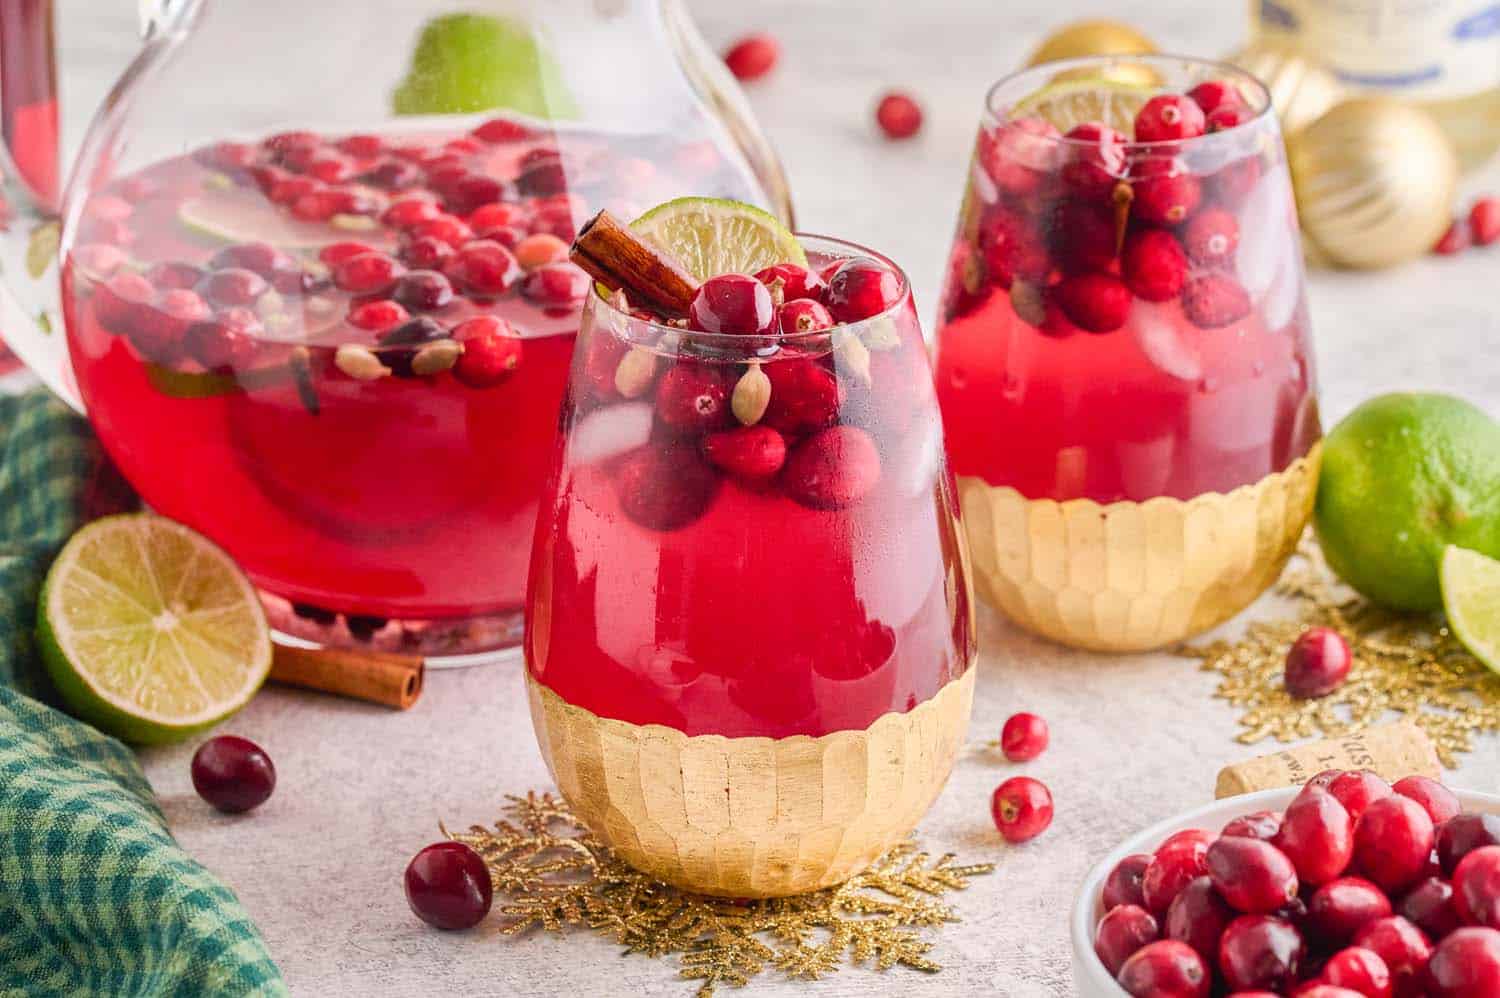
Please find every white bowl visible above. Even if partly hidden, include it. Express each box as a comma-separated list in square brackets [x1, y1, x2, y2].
[1070, 786, 1500, 997]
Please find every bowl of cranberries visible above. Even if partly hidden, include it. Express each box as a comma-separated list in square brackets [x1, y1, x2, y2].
[1071, 771, 1500, 997]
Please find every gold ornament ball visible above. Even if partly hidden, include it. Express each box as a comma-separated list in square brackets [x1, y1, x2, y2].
[1025, 19, 1157, 66]
[1227, 42, 1345, 137]
[1289, 98, 1459, 270]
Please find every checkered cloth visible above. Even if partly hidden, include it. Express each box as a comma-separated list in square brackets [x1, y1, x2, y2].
[0, 391, 286, 996]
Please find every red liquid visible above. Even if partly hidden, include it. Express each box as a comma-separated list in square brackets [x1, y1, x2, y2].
[63, 121, 760, 632]
[526, 274, 974, 739]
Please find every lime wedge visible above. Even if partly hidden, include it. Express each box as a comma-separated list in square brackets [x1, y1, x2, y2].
[1441, 545, 1500, 675]
[629, 197, 806, 281]
[37, 513, 272, 743]
[178, 194, 393, 251]
[1014, 77, 1156, 133]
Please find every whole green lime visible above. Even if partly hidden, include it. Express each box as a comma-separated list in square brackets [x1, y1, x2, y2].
[1314, 392, 1500, 611]
[392, 13, 577, 119]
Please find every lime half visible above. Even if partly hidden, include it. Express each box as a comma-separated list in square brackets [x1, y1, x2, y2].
[38, 514, 272, 743]
[178, 195, 393, 251]
[1442, 545, 1500, 675]
[629, 197, 805, 281]
[1014, 77, 1155, 133]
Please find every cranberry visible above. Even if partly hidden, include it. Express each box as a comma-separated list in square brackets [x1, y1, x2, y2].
[990, 775, 1053, 844]
[266, 174, 316, 205]
[1122, 228, 1187, 302]
[781, 423, 883, 509]
[824, 257, 902, 322]
[614, 443, 719, 531]
[1225, 812, 1284, 842]
[1207, 836, 1300, 914]
[1181, 272, 1251, 329]
[384, 197, 443, 230]
[1182, 207, 1241, 267]
[74, 242, 128, 277]
[392, 270, 454, 312]
[184, 307, 260, 370]
[1131, 157, 1204, 226]
[1118, 939, 1210, 997]
[1426, 927, 1500, 997]
[1469, 197, 1499, 246]
[1454, 846, 1500, 929]
[513, 233, 569, 270]
[131, 288, 210, 362]
[209, 241, 291, 279]
[305, 154, 353, 184]
[1296, 989, 1366, 998]
[404, 841, 492, 930]
[1049, 198, 1117, 272]
[446, 173, 506, 216]
[1144, 836, 1214, 916]
[722, 32, 778, 80]
[1210, 156, 1263, 206]
[761, 358, 843, 435]
[1393, 777, 1460, 827]
[317, 241, 377, 268]
[703, 425, 787, 481]
[655, 363, 731, 432]
[196, 140, 260, 172]
[1055, 272, 1132, 333]
[333, 252, 403, 296]
[1355, 795, 1436, 894]
[1097, 904, 1161, 976]
[1322, 946, 1393, 998]
[1207, 104, 1253, 132]
[754, 262, 825, 302]
[143, 261, 204, 292]
[1105, 854, 1155, 911]
[1439, 814, 1500, 876]
[777, 298, 834, 334]
[1311, 770, 1348, 790]
[412, 214, 475, 249]
[335, 133, 383, 160]
[1219, 915, 1305, 992]
[1060, 121, 1128, 197]
[1330, 772, 1394, 824]
[1309, 878, 1395, 947]
[979, 116, 1062, 196]
[1135, 94, 1207, 143]
[94, 271, 155, 335]
[1400, 876, 1462, 939]
[198, 267, 269, 307]
[290, 189, 352, 222]
[689, 274, 776, 334]
[875, 91, 923, 140]
[347, 299, 409, 333]
[981, 206, 1051, 287]
[1188, 79, 1245, 114]
[452, 316, 523, 389]
[516, 154, 569, 197]
[1285, 627, 1353, 699]
[521, 262, 588, 307]
[1354, 917, 1432, 995]
[402, 235, 456, 271]
[1165, 875, 1235, 966]
[1276, 788, 1355, 885]
[1000, 712, 1049, 762]
[1434, 220, 1471, 255]
[190, 735, 275, 813]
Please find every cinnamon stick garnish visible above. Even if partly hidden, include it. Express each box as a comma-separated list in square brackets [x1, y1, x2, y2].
[569, 209, 701, 316]
[269, 645, 424, 710]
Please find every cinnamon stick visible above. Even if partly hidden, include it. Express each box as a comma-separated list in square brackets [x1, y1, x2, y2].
[269, 645, 424, 710]
[569, 209, 701, 316]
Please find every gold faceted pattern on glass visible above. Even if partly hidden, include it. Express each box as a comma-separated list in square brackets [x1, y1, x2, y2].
[960, 444, 1322, 652]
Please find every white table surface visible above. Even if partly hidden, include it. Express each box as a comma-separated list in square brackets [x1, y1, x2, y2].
[46, 2, 1500, 995]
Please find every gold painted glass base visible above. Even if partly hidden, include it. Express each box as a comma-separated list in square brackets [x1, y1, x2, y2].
[526, 668, 975, 898]
[959, 443, 1322, 652]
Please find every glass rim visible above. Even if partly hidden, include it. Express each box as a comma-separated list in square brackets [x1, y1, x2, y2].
[981, 53, 1275, 150]
[589, 231, 912, 352]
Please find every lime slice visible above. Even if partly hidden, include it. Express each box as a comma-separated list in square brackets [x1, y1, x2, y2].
[1013, 77, 1156, 133]
[629, 197, 805, 281]
[37, 513, 272, 743]
[178, 194, 393, 251]
[1441, 545, 1500, 675]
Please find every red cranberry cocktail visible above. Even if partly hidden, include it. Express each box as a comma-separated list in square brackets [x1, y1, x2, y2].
[62, 117, 769, 661]
[933, 56, 1322, 652]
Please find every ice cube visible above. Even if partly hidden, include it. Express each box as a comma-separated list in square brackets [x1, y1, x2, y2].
[1234, 169, 1296, 295]
[1133, 301, 1203, 382]
[569, 401, 654, 465]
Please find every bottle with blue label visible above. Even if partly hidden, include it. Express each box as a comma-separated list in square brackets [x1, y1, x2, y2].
[1254, 0, 1500, 168]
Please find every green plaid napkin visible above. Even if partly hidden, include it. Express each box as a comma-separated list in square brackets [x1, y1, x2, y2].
[0, 391, 287, 997]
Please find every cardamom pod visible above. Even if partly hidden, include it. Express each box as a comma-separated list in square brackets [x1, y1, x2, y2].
[731, 362, 772, 426]
[334, 343, 391, 381]
[613, 346, 659, 398]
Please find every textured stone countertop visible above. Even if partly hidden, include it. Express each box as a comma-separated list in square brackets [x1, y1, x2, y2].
[47, 1, 1500, 994]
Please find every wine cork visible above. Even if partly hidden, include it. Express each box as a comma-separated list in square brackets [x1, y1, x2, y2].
[1215, 722, 1441, 799]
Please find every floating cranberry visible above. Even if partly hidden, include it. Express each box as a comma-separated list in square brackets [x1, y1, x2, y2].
[384, 197, 443, 230]
[1454, 846, 1500, 929]
[402, 235, 456, 271]
[1400, 876, 1462, 940]
[521, 262, 589, 307]
[1355, 795, 1436, 894]
[1392, 777, 1459, 827]
[73, 242, 128, 278]
[330, 252, 402, 296]
[1284, 627, 1353, 699]
[1309, 878, 1396, 948]
[1060, 121, 1128, 197]
[363, 159, 421, 191]
[184, 307, 260, 370]
[305, 154, 354, 184]
[191, 735, 275, 813]
[446, 173, 506, 216]
[1188, 79, 1245, 114]
[346, 299, 409, 333]
[1121, 229, 1187, 303]
[1181, 272, 1250, 329]
[1276, 788, 1354, 886]
[1055, 272, 1132, 333]
[1182, 207, 1241, 267]
[289, 189, 350, 222]
[1135, 94, 1207, 143]
[143, 261, 205, 292]
[1329, 772, 1394, 825]
[999, 712, 1049, 762]
[1469, 197, 1499, 246]
[472, 117, 534, 143]
[990, 775, 1053, 844]
[266, 174, 316, 206]
[981, 207, 1051, 288]
[1118, 939, 1210, 998]
[1426, 927, 1500, 997]
[1439, 814, 1500, 876]
[1207, 836, 1300, 914]
[318, 241, 378, 268]
[129, 288, 208, 362]
[412, 214, 475, 249]
[208, 241, 291, 279]
[614, 443, 719, 531]
[404, 841, 492, 931]
[1165, 875, 1235, 966]
[452, 316, 523, 388]
[513, 233, 569, 270]
[1131, 157, 1204, 226]
[465, 201, 521, 232]
[688, 274, 776, 335]
[393, 270, 455, 312]
[754, 262, 826, 302]
[1322, 946, 1393, 998]
[1434, 220, 1471, 255]
[875, 91, 924, 140]
[782, 425, 882, 510]
[979, 116, 1062, 197]
[1353, 917, 1433, 994]
[1225, 812, 1284, 842]
[1097, 904, 1161, 976]
[1219, 915, 1304, 992]
[480, 224, 528, 249]
[1207, 104, 1253, 132]
[516, 153, 569, 197]
[196, 140, 260, 172]
[1144, 837, 1214, 916]
[703, 425, 787, 481]
[1105, 854, 1154, 912]
[1297, 988, 1366, 998]
[655, 363, 732, 432]
[334, 133, 383, 159]
[198, 267, 269, 307]
[723, 32, 778, 81]
[761, 358, 843, 435]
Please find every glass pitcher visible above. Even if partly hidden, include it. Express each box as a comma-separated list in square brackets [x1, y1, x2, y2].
[0, 0, 791, 665]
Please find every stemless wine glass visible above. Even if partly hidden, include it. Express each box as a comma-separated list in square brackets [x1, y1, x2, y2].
[934, 55, 1322, 653]
[525, 236, 975, 898]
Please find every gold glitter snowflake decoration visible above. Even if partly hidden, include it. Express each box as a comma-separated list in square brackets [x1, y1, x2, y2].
[445, 792, 992, 998]
[1184, 540, 1500, 766]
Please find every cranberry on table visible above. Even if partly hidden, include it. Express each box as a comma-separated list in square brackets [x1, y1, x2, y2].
[824, 257, 902, 322]
[875, 91, 923, 140]
[1219, 915, 1305, 992]
[1434, 220, 1471, 255]
[1439, 814, 1500, 876]
[1165, 875, 1234, 966]
[1104, 854, 1154, 912]
[1393, 776, 1460, 826]
[1117, 939, 1210, 998]
[1134, 94, 1207, 142]
[1454, 846, 1500, 929]
[1321, 945, 1393, 998]
[990, 775, 1053, 844]
[1207, 836, 1300, 914]
[999, 711, 1049, 762]
[1096, 903, 1160, 976]
[1285, 627, 1353, 699]
[1224, 811, 1283, 842]
[1426, 927, 1500, 997]
[1470, 197, 1500, 247]
[1353, 916, 1433, 993]
[689, 273, 776, 334]
[1330, 771, 1394, 824]
[722, 32, 778, 81]
[1400, 876, 1462, 940]
[191, 735, 276, 814]
[1276, 787, 1354, 885]
[404, 841, 492, 931]
[1354, 795, 1436, 894]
